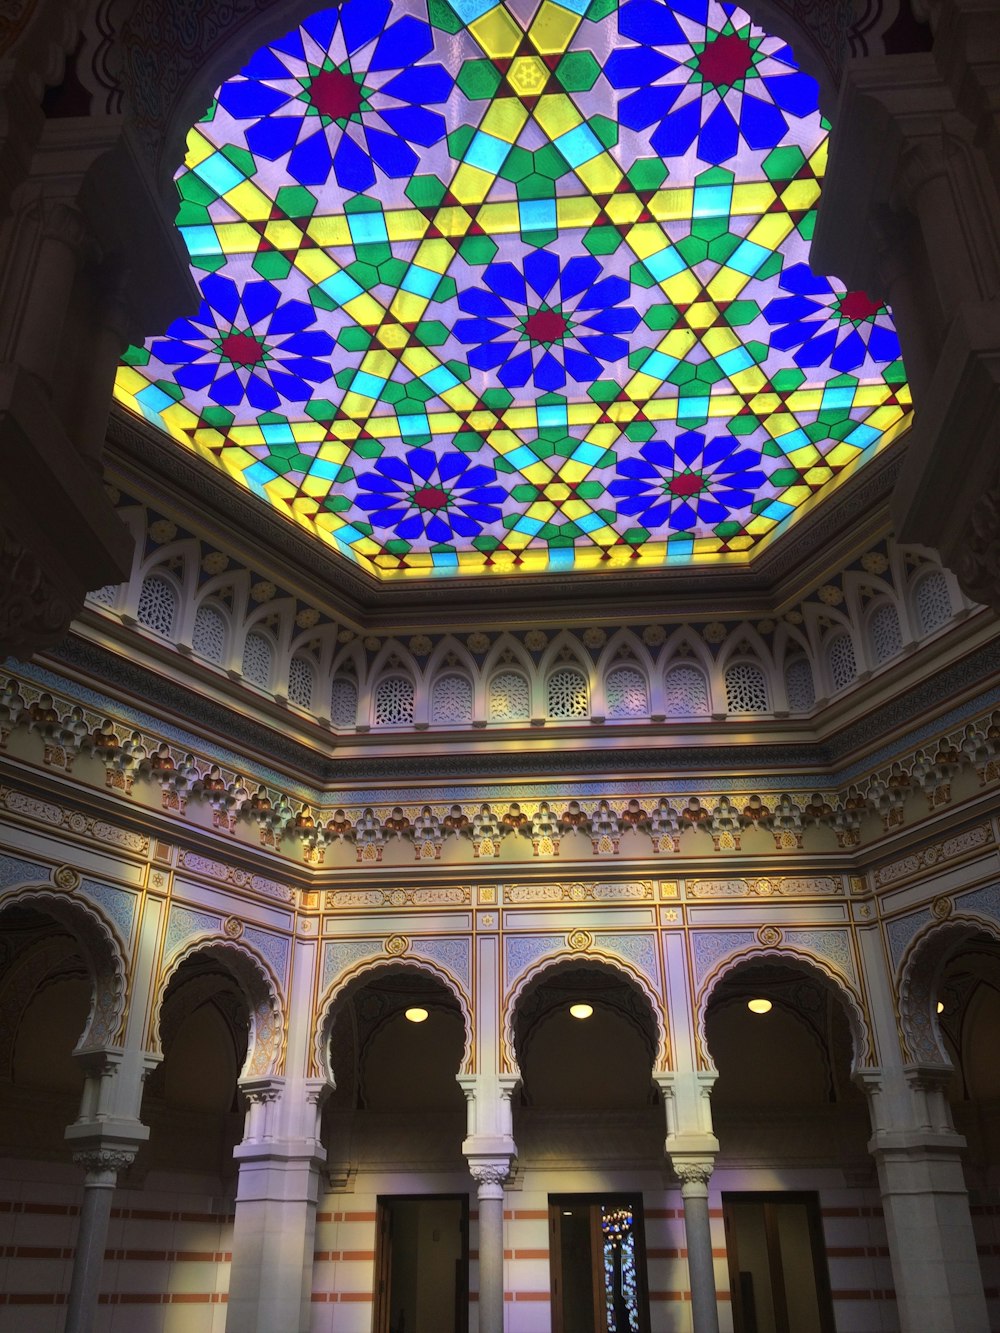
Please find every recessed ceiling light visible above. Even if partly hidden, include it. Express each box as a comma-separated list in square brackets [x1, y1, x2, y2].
[747, 998, 773, 1014]
[937, 1000, 945, 1014]
[569, 1003, 594, 1020]
[405, 1007, 429, 1023]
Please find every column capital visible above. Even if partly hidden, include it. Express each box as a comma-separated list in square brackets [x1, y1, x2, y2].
[467, 1155, 515, 1197]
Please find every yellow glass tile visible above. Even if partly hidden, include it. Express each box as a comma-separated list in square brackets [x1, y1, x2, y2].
[560, 499, 592, 521]
[505, 407, 538, 431]
[477, 203, 522, 236]
[626, 224, 667, 259]
[577, 157, 622, 194]
[748, 213, 792, 249]
[344, 293, 386, 326]
[534, 93, 581, 137]
[192, 428, 226, 451]
[115, 366, 148, 395]
[308, 216, 352, 247]
[706, 270, 750, 302]
[390, 290, 430, 323]
[556, 197, 599, 228]
[746, 515, 776, 534]
[585, 422, 619, 447]
[606, 195, 641, 225]
[732, 182, 775, 214]
[529, 0, 580, 54]
[650, 188, 693, 221]
[218, 222, 262, 253]
[542, 482, 572, 502]
[230, 426, 265, 446]
[318, 441, 351, 462]
[386, 210, 428, 243]
[826, 442, 861, 466]
[730, 368, 767, 393]
[687, 302, 721, 331]
[786, 389, 823, 411]
[469, 5, 522, 57]
[294, 251, 336, 283]
[161, 402, 199, 430]
[183, 130, 213, 168]
[509, 56, 549, 96]
[431, 206, 471, 237]
[727, 535, 754, 551]
[560, 461, 591, 485]
[786, 443, 820, 466]
[778, 485, 810, 507]
[225, 180, 271, 220]
[750, 395, 782, 416]
[451, 163, 495, 205]
[803, 466, 833, 485]
[483, 96, 530, 142]
[781, 179, 821, 211]
[663, 270, 702, 304]
[377, 324, 410, 349]
[810, 138, 829, 175]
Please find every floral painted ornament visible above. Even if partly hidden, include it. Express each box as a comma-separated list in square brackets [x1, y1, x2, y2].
[217, 0, 453, 192]
[454, 250, 641, 392]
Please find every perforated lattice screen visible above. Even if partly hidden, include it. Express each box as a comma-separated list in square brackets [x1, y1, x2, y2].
[869, 602, 902, 665]
[137, 576, 178, 639]
[784, 656, 815, 711]
[664, 664, 710, 716]
[826, 632, 857, 691]
[547, 667, 589, 720]
[432, 673, 473, 724]
[724, 662, 769, 713]
[192, 604, 227, 663]
[374, 675, 415, 726]
[914, 570, 951, 635]
[488, 671, 530, 722]
[606, 666, 648, 718]
[242, 630, 274, 688]
[288, 655, 316, 708]
[330, 677, 358, 727]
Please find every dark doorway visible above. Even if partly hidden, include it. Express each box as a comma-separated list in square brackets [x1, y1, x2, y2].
[549, 1194, 651, 1333]
[723, 1193, 835, 1333]
[373, 1195, 469, 1333]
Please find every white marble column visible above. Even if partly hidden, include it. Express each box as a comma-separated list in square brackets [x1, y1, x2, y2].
[226, 1077, 330, 1333]
[64, 1145, 137, 1333]
[468, 1161, 510, 1333]
[861, 1066, 989, 1333]
[672, 1157, 721, 1333]
[659, 1068, 724, 1333]
[63, 1049, 152, 1333]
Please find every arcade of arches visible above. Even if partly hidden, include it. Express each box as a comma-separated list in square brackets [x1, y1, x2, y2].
[3, 0, 1000, 1331]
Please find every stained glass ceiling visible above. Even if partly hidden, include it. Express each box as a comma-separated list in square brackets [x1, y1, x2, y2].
[114, 0, 911, 580]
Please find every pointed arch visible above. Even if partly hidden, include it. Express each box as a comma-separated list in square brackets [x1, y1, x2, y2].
[696, 946, 872, 1076]
[897, 914, 1000, 1066]
[483, 634, 536, 722]
[595, 631, 654, 719]
[0, 886, 128, 1051]
[313, 956, 473, 1083]
[153, 937, 285, 1079]
[503, 949, 668, 1076]
[425, 636, 480, 724]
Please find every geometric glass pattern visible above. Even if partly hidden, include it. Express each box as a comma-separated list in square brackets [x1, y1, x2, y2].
[114, 0, 912, 579]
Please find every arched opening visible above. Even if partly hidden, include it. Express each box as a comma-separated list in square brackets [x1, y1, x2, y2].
[0, 904, 92, 1160]
[318, 964, 470, 1321]
[931, 935, 1000, 1320]
[705, 961, 879, 1333]
[142, 951, 250, 1183]
[511, 959, 661, 1333]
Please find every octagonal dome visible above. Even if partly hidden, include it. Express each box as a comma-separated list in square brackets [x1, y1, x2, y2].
[114, 0, 911, 581]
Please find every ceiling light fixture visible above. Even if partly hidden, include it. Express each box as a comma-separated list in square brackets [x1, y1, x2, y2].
[747, 998, 773, 1014]
[569, 1003, 594, 1020]
[937, 1000, 945, 1014]
[405, 1007, 429, 1023]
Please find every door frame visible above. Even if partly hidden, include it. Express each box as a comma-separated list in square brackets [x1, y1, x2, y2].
[548, 1193, 652, 1333]
[373, 1193, 470, 1333]
[722, 1191, 836, 1333]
